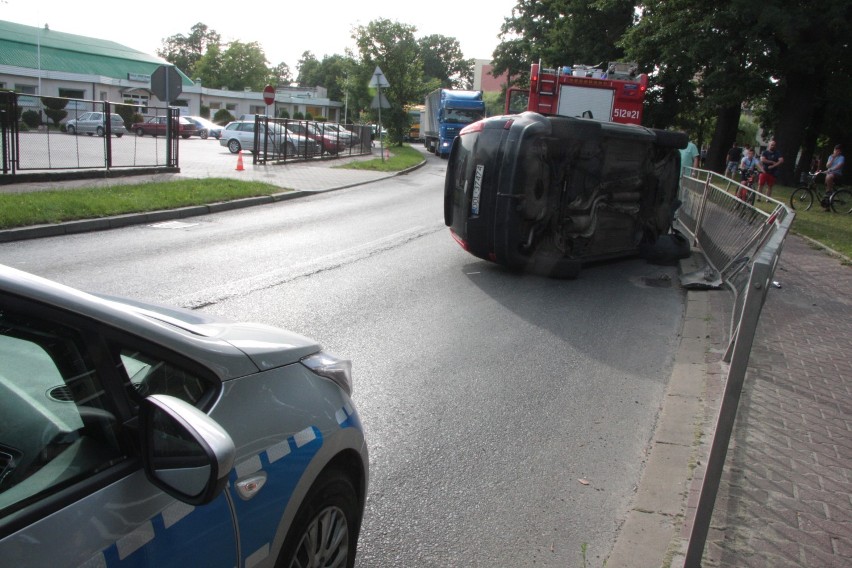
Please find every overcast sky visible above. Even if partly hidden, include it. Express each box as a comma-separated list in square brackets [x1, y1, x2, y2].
[2, 0, 519, 70]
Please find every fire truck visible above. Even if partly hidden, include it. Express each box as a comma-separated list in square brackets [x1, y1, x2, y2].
[505, 62, 648, 125]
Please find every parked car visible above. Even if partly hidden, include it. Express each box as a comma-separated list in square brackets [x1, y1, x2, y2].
[322, 123, 360, 147]
[184, 116, 224, 140]
[131, 116, 198, 138]
[65, 112, 126, 137]
[285, 122, 347, 155]
[219, 120, 320, 156]
[0, 263, 368, 567]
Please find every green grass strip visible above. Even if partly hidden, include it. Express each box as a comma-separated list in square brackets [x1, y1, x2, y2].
[0, 178, 286, 229]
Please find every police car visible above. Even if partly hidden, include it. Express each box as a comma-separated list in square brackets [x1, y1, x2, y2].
[0, 264, 368, 567]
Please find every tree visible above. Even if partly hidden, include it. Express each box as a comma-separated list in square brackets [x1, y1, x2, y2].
[296, 51, 322, 87]
[419, 34, 474, 89]
[41, 97, 68, 127]
[218, 41, 269, 92]
[268, 62, 293, 87]
[352, 19, 424, 145]
[157, 23, 221, 78]
[753, 0, 851, 183]
[492, 0, 635, 87]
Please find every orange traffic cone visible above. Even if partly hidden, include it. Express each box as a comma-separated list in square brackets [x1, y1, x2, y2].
[235, 150, 245, 171]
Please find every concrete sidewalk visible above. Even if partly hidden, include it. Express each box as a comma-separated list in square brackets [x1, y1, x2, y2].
[676, 236, 852, 567]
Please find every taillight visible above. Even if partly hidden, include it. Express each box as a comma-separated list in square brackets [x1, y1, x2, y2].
[460, 121, 485, 136]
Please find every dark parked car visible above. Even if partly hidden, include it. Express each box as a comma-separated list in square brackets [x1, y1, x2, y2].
[0, 263, 368, 567]
[285, 122, 347, 155]
[131, 116, 198, 138]
[444, 112, 687, 278]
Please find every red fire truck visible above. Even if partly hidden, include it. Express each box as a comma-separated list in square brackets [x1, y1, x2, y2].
[505, 62, 648, 125]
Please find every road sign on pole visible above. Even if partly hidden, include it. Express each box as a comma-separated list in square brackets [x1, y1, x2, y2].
[263, 85, 275, 106]
[368, 67, 391, 162]
[151, 65, 182, 103]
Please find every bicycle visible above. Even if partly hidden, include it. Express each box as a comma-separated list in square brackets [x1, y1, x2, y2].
[790, 171, 852, 214]
[736, 168, 758, 204]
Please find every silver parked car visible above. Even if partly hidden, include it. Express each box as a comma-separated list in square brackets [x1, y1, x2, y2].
[65, 112, 127, 137]
[0, 264, 368, 567]
[220, 121, 320, 156]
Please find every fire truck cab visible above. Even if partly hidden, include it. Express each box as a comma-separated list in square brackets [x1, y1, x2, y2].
[505, 62, 648, 125]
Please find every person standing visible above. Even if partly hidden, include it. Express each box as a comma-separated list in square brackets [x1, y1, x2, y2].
[680, 141, 700, 173]
[725, 142, 743, 178]
[757, 140, 784, 199]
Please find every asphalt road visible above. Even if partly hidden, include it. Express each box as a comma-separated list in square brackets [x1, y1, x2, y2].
[0, 156, 687, 566]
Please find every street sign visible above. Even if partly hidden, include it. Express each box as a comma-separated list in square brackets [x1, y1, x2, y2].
[369, 66, 390, 88]
[263, 85, 275, 106]
[150, 65, 182, 103]
[370, 93, 391, 109]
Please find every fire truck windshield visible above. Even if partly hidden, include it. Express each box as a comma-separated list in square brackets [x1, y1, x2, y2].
[443, 108, 485, 125]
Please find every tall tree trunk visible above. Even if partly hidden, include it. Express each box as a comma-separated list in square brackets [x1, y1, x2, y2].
[794, 101, 825, 184]
[772, 71, 820, 185]
[707, 104, 741, 174]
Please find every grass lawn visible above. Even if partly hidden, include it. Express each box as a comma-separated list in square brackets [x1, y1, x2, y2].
[757, 184, 852, 260]
[339, 143, 423, 172]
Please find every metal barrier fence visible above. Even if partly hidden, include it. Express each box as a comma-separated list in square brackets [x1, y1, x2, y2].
[676, 167, 795, 567]
[1, 93, 179, 174]
[249, 116, 372, 165]
[1, 92, 373, 179]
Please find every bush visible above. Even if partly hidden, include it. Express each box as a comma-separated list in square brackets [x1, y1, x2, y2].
[200, 104, 210, 119]
[213, 109, 235, 124]
[114, 102, 139, 129]
[42, 97, 69, 127]
[293, 111, 304, 120]
[21, 110, 41, 128]
[278, 109, 290, 119]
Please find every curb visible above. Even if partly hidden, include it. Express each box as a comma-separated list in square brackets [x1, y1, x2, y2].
[0, 158, 427, 243]
[605, 252, 711, 568]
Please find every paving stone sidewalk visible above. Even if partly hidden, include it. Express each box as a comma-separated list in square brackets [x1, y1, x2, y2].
[682, 235, 851, 567]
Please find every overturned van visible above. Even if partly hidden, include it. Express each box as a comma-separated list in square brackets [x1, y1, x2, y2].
[444, 112, 688, 278]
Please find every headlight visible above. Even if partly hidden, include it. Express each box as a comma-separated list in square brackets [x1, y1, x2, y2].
[301, 351, 353, 394]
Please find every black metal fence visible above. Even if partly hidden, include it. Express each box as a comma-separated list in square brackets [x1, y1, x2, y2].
[248, 116, 373, 165]
[0, 92, 373, 180]
[1, 92, 179, 175]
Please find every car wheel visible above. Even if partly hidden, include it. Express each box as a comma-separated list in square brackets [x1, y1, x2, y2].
[227, 139, 241, 154]
[278, 469, 359, 568]
[96, 126, 104, 137]
[286, 142, 296, 155]
[200, 130, 209, 140]
[67, 125, 76, 135]
[136, 128, 144, 136]
[116, 134, 123, 138]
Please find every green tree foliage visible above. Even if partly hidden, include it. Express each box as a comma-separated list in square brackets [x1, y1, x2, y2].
[268, 62, 293, 87]
[419, 34, 474, 89]
[296, 51, 322, 87]
[353, 19, 424, 145]
[41, 97, 68, 127]
[218, 41, 269, 91]
[157, 23, 221, 78]
[492, 0, 635, 87]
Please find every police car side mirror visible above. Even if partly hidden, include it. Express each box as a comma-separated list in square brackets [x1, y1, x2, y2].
[139, 395, 235, 506]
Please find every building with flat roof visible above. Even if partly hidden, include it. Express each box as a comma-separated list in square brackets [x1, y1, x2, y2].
[0, 20, 343, 122]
